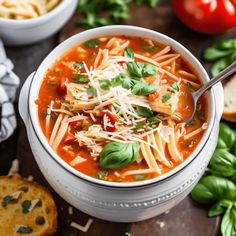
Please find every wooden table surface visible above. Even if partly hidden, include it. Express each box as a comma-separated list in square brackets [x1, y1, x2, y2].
[1, 1, 236, 235]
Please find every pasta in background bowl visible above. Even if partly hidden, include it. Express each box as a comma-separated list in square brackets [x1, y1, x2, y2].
[0, 0, 61, 20]
[0, 0, 77, 46]
[19, 26, 224, 222]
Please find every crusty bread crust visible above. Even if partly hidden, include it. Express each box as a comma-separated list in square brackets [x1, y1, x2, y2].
[223, 74, 236, 122]
[0, 175, 57, 236]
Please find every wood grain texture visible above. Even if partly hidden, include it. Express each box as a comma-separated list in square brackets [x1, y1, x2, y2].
[2, 0, 236, 235]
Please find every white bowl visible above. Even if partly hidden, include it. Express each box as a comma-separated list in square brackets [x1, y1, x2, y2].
[19, 25, 224, 222]
[0, 0, 77, 46]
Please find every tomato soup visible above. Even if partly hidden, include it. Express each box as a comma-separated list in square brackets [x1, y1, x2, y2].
[36, 36, 208, 182]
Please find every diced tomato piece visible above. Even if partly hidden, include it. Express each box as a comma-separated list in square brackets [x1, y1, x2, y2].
[56, 77, 67, 96]
[69, 120, 83, 130]
[101, 112, 117, 132]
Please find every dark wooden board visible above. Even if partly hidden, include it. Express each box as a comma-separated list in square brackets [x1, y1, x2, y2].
[2, 0, 236, 235]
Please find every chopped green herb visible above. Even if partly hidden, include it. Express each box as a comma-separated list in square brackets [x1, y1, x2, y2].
[162, 93, 171, 103]
[47, 80, 57, 86]
[96, 171, 108, 180]
[86, 87, 97, 97]
[197, 110, 205, 120]
[73, 75, 89, 83]
[148, 117, 161, 124]
[74, 62, 84, 70]
[124, 47, 134, 59]
[187, 119, 196, 126]
[133, 174, 147, 180]
[186, 82, 191, 88]
[167, 87, 175, 93]
[134, 124, 145, 131]
[136, 106, 154, 117]
[84, 39, 100, 48]
[22, 200, 31, 214]
[132, 81, 157, 96]
[2, 195, 13, 207]
[143, 45, 155, 52]
[172, 82, 179, 91]
[99, 79, 112, 90]
[17, 226, 33, 234]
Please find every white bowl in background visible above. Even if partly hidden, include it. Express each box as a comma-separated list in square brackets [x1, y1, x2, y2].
[0, 0, 77, 46]
[19, 25, 224, 222]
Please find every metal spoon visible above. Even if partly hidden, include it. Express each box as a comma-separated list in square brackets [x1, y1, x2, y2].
[186, 61, 236, 123]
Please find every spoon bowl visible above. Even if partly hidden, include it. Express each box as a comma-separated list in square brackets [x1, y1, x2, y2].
[186, 61, 236, 123]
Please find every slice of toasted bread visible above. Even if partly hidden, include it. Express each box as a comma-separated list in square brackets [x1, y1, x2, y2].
[223, 74, 236, 122]
[0, 175, 57, 236]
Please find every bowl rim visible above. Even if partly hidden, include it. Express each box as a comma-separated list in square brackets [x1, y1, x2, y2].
[0, 0, 75, 26]
[28, 25, 216, 188]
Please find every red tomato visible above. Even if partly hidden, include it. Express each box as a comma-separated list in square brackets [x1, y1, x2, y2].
[172, 0, 236, 34]
[56, 77, 67, 95]
[101, 112, 117, 132]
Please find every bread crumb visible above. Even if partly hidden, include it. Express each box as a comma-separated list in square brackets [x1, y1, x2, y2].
[8, 159, 19, 175]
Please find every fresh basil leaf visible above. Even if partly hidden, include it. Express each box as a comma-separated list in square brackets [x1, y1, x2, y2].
[136, 106, 154, 117]
[86, 87, 97, 97]
[124, 47, 134, 59]
[96, 170, 108, 180]
[221, 205, 236, 236]
[217, 123, 236, 150]
[203, 48, 232, 62]
[73, 75, 89, 83]
[162, 93, 171, 103]
[74, 62, 84, 70]
[187, 119, 196, 127]
[119, 73, 134, 89]
[127, 61, 143, 77]
[142, 63, 157, 76]
[17, 226, 33, 234]
[209, 149, 236, 177]
[84, 39, 100, 48]
[22, 200, 31, 214]
[131, 82, 157, 96]
[100, 141, 140, 169]
[99, 79, 111, 90]
[191, 176, 236, 204]
[211, 56, 232, 76]
[214, 39, 236, 50]
[208, 199, 233, 217]
[148, 116, 161, 124]
[134, 123, 145, 131]
[2, 195, 13, 207]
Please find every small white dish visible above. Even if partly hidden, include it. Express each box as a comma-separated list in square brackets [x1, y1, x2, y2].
[0, 0, 77, 46]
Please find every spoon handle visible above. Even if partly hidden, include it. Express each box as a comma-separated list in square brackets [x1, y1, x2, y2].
[194, 61, 236, 99]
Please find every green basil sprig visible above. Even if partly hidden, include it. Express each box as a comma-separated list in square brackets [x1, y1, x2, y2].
[100, 141, 139, 169]
[217, 123, 236, 150]
[203, 39, 236, 76]
[209, 149, 236, 178]
[191, 122, 236, 236]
